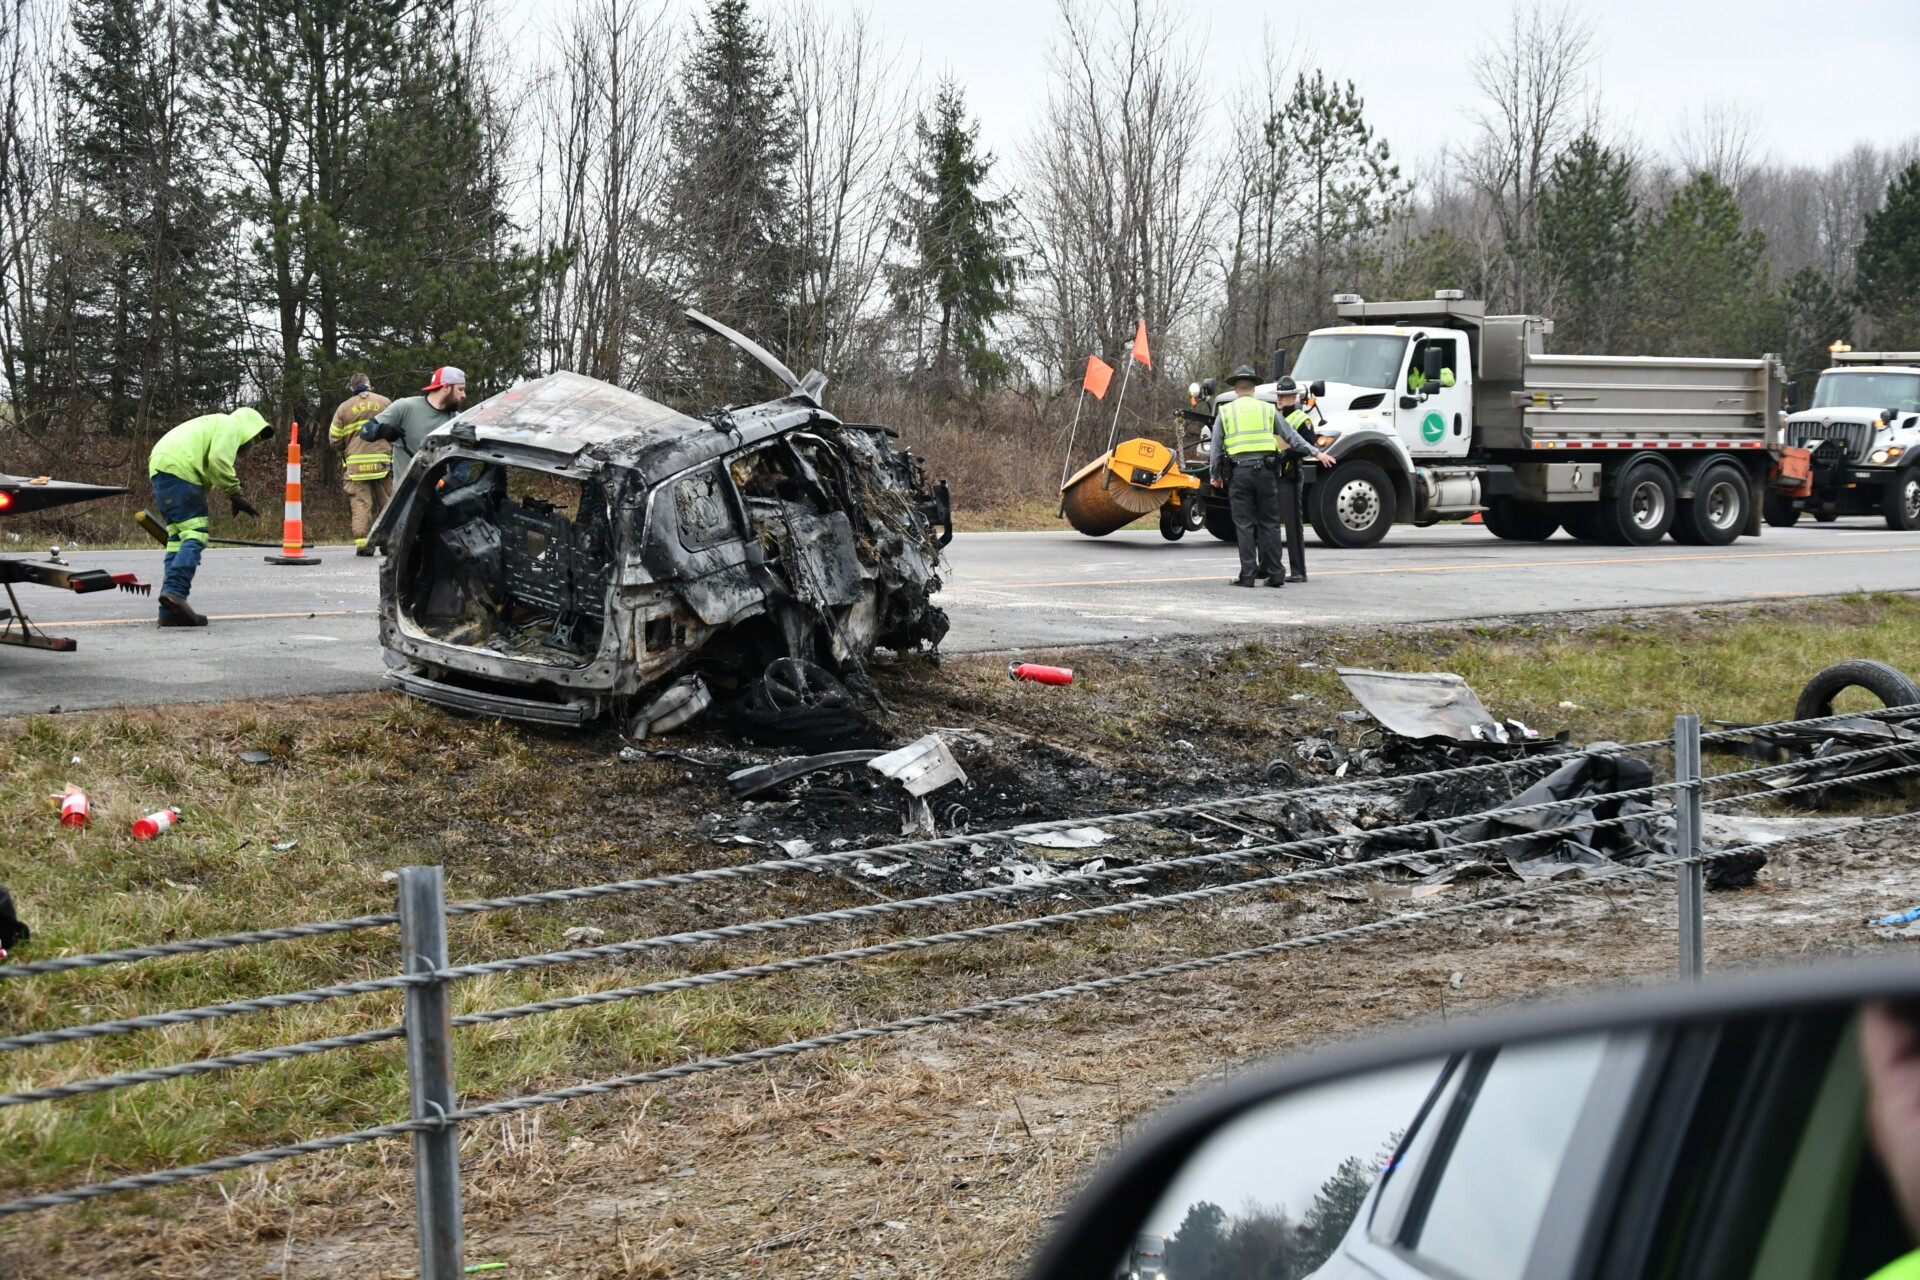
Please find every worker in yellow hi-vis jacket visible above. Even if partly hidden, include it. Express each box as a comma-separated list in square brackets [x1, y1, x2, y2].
[329, 372, 393, 556]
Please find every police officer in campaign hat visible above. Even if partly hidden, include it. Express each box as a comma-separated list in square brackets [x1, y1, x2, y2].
[1208, 366, 1334, 586]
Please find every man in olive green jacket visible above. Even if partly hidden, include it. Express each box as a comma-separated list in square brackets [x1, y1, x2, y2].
[146, 408, 273, 626]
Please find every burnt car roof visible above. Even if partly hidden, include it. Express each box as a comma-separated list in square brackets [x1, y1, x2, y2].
[448, 371, 831, 478]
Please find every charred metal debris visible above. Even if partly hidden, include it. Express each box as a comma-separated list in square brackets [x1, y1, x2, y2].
[373, 311, 952, 731]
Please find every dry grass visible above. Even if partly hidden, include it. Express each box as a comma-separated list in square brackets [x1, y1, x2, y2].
[5, 593, 1920, 1274]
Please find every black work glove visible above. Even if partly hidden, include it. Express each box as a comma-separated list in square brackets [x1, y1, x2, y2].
[361, 417, 398, 443]
[231, 493, 259, 518]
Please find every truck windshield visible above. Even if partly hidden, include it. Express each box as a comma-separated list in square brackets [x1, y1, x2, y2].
[1812, 371, 1920, 413]
[1293, 335, 1409, 391]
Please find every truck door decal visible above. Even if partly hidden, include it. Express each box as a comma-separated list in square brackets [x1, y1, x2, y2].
[1422, 412, 1446, 445]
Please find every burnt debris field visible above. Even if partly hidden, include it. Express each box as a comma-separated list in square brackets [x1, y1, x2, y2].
[6, 595, 1920, 1277]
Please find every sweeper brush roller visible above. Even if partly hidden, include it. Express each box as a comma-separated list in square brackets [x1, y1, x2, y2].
[1059, 437, 1199, 537]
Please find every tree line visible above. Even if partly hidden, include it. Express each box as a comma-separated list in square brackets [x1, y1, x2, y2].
[3, 0, 1920, 488]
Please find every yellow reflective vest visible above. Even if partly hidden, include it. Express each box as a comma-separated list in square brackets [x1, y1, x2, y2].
[1219, 396, 1280, 455]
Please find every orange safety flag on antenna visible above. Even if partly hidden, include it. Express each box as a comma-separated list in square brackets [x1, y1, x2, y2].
[1130, 320, 1152, 369]
[1083, 354, 1114, 400]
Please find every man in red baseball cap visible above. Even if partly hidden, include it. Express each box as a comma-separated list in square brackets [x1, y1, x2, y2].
[360, 366, 469, 481]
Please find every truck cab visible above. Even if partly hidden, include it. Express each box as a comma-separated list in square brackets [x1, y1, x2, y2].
[1286, 293, 1779, 550]
[1775, 353, 1920, 529]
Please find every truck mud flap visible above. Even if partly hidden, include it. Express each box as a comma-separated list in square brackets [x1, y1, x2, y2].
[385, 669, 596, 725]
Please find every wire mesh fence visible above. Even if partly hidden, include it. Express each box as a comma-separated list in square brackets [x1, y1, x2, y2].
[5, 707, 1920, 1279]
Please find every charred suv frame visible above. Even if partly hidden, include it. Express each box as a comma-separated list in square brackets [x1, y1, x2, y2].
[369, 312, 952, 727]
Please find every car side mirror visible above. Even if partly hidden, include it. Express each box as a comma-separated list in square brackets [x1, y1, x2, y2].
[1025, 960, 1920, 1280]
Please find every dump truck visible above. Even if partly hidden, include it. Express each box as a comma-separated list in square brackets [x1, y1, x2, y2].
[1273, 293, 1784, 548]
[1769, 350, 1920, 529]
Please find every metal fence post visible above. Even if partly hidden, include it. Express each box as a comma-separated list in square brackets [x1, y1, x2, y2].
[398, 866, 464, 1279]
[1674, 716, 1704, 980]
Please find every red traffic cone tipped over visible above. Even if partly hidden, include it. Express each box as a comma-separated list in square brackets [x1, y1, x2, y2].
[265, 423, 322, 566]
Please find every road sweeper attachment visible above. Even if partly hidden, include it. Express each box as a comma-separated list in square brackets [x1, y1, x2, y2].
[1058, 437, 1200, 536]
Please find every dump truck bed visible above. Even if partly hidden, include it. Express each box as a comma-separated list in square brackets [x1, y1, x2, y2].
[1476, 353, 1781, 455]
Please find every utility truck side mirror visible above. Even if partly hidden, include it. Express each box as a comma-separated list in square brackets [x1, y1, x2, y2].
[1309, 380, 1326, 399]
[1200, 378, 1217, 400]
[1884, 408, 1901, 428]
[1272, 348, 1288, 382]
[1422, 346, 1445, 385]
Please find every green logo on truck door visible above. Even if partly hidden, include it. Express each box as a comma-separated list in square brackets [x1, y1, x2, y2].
[1421, 411, 1445, 444]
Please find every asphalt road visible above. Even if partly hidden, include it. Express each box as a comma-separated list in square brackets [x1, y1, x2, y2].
[8, 520, 1920, 715]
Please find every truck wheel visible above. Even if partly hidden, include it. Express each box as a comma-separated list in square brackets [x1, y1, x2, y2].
[1203, 498, 1236, 542]
[1795, 659, 1920, 720]
[1559, 505, 1604, 541]
[1762, 492, 1801, 527]
[1886, 470, 1920, 531]
[1157, 501, 1186, 541]
[1671, 464, 1749, 546]
[1481, 497, 1559, 541]
[1596, 462, 1676, 545]
[1309, 459, 1396, 548]
[1815, 511, 1839, 524]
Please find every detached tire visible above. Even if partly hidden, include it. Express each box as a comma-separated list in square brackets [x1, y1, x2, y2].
[1597, 462, 1677, 545]
[1309, 458, 1396, 548]
[1763, 491, 1802, 528]
[1482, 497, 1559, 541]
[1794, 659, 1920, 721]
[1671, 463, 1749, 546]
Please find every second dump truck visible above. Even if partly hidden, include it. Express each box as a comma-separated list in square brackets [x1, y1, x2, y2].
[1771, 349, 1920, 529]
[1271, 293, 1784, 548]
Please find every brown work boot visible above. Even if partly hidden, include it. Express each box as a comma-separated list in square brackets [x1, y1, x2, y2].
[157, 594, 208, 627]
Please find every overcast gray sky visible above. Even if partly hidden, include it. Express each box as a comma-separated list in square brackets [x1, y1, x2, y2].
[852, 0, 1920, 177]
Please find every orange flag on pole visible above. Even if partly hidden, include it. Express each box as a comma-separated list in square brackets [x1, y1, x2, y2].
[1082, 354, 1114, 400]
[1130, 320, 1152, 369]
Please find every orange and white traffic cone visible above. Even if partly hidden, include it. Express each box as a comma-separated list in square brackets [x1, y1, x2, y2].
[264, 423, 323, 566]
[1466, 511, 1484, 524]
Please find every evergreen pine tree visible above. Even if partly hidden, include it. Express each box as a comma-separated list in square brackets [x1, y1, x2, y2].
[1277, 71, 1406, 319]
[666, 0, 799, 398]
[1857, 162, 1920, 348]
[53, 0, 239, 435]
[1631, 173, 1768, 357]
[891, 78, 1018, 397]
[1538, 133, 1637, 353]
[1774, 266, 1853, 391]
[340, 5, 546, 394]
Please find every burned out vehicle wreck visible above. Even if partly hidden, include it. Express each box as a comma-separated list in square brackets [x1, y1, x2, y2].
[370, 312, 951, 729]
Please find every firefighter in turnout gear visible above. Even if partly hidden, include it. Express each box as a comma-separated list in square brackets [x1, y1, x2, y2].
[329, 372, 393, 556]
[1208, 368, 1333, 586]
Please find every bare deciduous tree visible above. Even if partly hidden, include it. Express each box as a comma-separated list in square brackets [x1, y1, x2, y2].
[1019, 0, 1216, 390]
[1464, 0, 1596, 310]
[530, 0, 679, 389]
[778, 1, 909, 384]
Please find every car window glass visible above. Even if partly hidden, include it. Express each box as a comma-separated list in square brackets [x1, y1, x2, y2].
[1408, 1033, 1613, 1280]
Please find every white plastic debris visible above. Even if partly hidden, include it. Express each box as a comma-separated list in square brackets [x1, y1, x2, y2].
[775, 838, 814, 857]
[1014, 826, 1113, 850]
[628, 674, 711, 739]
[855, 859, 905, 878]
[867, 734, 968, 797]
[271, 840, 298, 851]
[562, 926, 607, 946]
